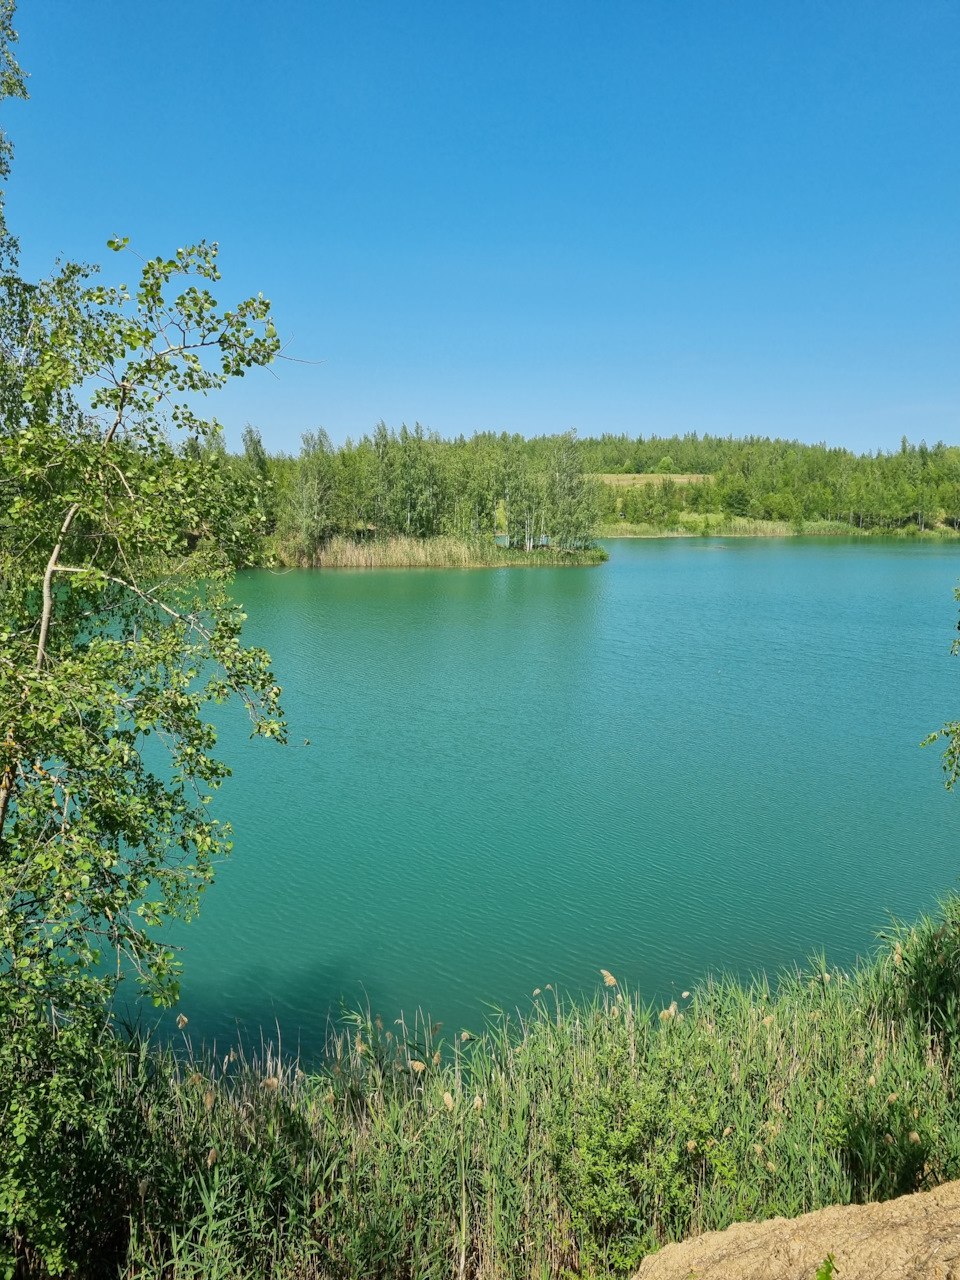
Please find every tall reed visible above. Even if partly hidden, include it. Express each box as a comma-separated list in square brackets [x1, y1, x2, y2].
[11, 900, 960, 1279]
[268, 535, 608, 569]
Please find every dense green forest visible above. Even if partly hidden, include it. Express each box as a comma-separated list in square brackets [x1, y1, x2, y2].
[232, 424, 603, 562]
[586, 432, 960, 531]
[229, 426, 960, 557]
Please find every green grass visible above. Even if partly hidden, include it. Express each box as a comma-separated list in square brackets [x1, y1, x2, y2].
[9, 898, 960, 1278]
[265, 534, 608, 569]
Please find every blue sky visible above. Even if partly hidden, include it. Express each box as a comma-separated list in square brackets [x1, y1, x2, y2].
[7, 0, 958, 454]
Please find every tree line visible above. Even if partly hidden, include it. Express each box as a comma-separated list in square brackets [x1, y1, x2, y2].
[581, 433, 960, 531]
[232, 427, 960, 545]
[233, 424, 603, 561]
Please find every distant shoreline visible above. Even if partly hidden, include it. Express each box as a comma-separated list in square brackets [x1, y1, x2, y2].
[599, 518, 960, 541]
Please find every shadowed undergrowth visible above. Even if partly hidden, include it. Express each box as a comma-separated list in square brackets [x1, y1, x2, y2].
[8, 899, 960, 1279]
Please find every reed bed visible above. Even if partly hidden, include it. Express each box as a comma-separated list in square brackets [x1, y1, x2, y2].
[268, 535, 608, 569]
[11, 899, 960, 1279]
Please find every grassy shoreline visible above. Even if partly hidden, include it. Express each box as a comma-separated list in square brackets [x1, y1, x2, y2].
[16, 897, 960, 1278]
[257, 524, 960, 569]
[264, 533, 608, 569]
[600, 516, 960, 540]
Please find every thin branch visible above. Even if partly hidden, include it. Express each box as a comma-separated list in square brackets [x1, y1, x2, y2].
[36, 387, 130, 667]
[1, 388, 129, 840]
[53, 566, 205, 628]
[106, 459, 136, 500]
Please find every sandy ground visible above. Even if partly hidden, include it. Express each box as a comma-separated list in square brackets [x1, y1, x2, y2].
[632, 1182, 960, 1280]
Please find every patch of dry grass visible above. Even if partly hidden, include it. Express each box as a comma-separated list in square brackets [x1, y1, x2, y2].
[270, 534, 608, 569]
[594, 472, 711, 486]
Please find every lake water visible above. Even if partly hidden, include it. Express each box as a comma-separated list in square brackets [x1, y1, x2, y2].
[166, 538, 960, 1057]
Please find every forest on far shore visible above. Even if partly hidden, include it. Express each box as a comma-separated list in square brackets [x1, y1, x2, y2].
[224, 426, 960, 560]
[586, 431, 960, 532]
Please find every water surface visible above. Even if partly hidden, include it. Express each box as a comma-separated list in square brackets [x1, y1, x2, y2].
[166, 538, 960, 1055]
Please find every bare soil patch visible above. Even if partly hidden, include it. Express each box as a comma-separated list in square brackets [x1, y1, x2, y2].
[632, 1181, 960, 1280]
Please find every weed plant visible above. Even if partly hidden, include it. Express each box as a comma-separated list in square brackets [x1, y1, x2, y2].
[7, 899, 960, 1278]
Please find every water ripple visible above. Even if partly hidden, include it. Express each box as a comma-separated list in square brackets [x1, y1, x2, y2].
[162, 540, 960, 1056]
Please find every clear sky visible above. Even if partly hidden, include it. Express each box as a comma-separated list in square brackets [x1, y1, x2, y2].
[6, 0, 959, 454]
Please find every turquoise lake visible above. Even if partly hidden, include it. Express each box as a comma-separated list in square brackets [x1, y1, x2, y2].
[167, 538, 960, 1058]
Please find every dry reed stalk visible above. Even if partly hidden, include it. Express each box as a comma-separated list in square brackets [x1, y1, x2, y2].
[270, 534, 605, 569]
